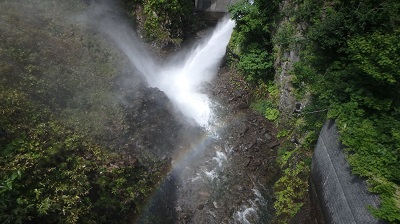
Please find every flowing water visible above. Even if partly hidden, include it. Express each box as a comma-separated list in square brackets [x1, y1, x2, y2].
[156, 19, 235, 127]
[86, 5, 274, 223]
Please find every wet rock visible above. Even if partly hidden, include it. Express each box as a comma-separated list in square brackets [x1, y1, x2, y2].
[234, 90, 247, 98]
[237, 185, 245, 191]
[257, 138, 266, 146]
[244, 158, 251, 167]
[213, 201, 219, 209]
[253, 158, 262, 166]
[294, 102, 302, 113]
[198, 191, 210, 197]
[238, 123, 249, 134]
[179, 213, 191, 224]
[122, 85, 193, 158]
[236, 102, 249, 109]
[197, 204, 204, 210]
[291, 136, 300, 145]
[0, 128, 6, 137]
[268, 142, 280, 149]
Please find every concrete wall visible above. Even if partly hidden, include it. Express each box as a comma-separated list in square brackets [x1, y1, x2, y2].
[195, 0, 236, 12]
[311, 120, 384, 224]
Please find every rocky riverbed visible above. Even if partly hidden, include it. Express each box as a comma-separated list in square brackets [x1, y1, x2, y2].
[127, 65, 280, 223]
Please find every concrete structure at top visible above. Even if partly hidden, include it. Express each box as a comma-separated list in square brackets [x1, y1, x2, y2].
[195, 0, 237, 12]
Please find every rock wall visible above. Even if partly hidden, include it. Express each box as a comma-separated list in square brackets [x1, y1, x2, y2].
[273, 0, 306, 121]
[275, 46, 299, 118]
[311, 120, 384, 224]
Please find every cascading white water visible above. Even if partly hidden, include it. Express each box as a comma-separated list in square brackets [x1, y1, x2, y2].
[89, 7, 235, 127]
[234, 188, 267, 224]
[155, 19, 235, 127]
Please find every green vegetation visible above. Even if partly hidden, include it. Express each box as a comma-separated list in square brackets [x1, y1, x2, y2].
[0, 1, 165, 223]
[0, 114, 163, 223]
[294, 0, 400, 221]
[274, 157, 309, 222]
[228, 0, 279, 82]
[249, 80, 281, 125]
[265, 108, 280, 121]
[229, 0, 400, 222]
[124, 0, 199, 48]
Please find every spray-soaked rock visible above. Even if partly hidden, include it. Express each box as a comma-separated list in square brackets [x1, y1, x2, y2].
[122, 85, 200, 158]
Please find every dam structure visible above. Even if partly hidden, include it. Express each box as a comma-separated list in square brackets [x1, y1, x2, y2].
[195, 0, 237, 12]
[194, 0, 237, 22]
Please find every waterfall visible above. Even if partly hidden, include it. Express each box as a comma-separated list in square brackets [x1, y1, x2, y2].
[82, 7, 276, 223]
[88, 6, 235, 127]
[156, 18, 235, 127]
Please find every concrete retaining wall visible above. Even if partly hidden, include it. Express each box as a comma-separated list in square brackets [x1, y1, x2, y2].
[311, 120, 384, 224]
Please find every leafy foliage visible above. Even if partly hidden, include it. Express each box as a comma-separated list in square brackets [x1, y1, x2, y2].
[0, 120, 163, 224]
[293, 0, 400, 221]
[0, 86, 164, 223]
[274, 160, 308, 223]
[228, 0, 279, 82]
[250, 82, 280, 121]
[0, 1, 165, 223]
[265, 108, 280, 121]
[236, 47, 274, 82]
[347, 29, 400, 94]
[124, 0, 198, 48]
[273, 20, 297, 48]
[273, 137, 311, 224]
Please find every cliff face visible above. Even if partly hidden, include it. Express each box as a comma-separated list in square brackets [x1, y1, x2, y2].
[274, 41, 299, 120]
[270, 1, 315, 223]
[273, 0, 305, 121]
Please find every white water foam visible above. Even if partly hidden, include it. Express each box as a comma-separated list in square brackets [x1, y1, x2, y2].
[234, 188, 267, 224]
[190, 148, 229, 182]
[155, 18, 235, 127]
[203, 169, 218, 181]
[213, 151, 228, 167]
